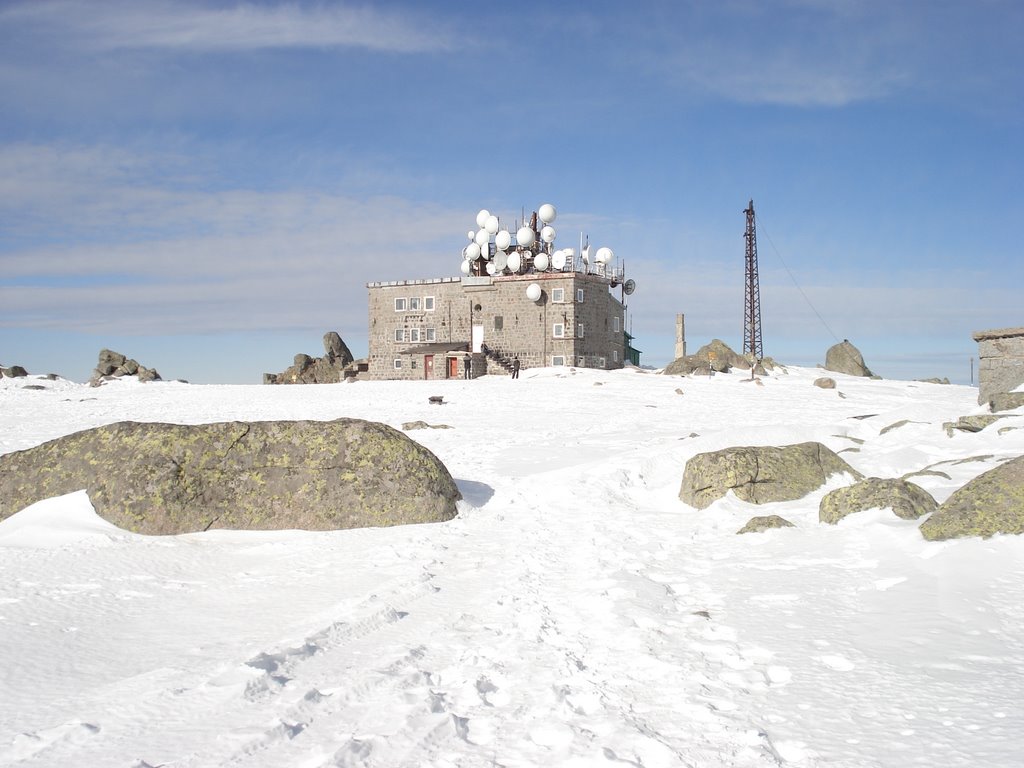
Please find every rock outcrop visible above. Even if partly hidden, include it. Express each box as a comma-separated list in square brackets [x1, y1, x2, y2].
[824, 340, 873, 377]
[0, 419, 461, 534]
[819, 477, 937, 524]
[90, 349, 162, 386]
[919, 456, 1024, 540]
[680, 442, 861, 510]
[1, 364, 29, 378]
[264, 332, 359, 384]
[663, 339, 777, 376]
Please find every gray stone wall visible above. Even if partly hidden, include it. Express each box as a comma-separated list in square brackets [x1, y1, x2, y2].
[973, 327, 1024, 405]
[367, 272, 625, 380]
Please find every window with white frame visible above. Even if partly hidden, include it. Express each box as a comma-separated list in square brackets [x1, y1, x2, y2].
[553, 322, 565, 338]
[613, 316, 621, 332]
[577, 356, 586, 366]
[576, 288, 584, 303]
[394, 298, 406, 311]
[424, 296, 435, 311]
[409, 328, 420, 342]
[393, 358, 402, 369]
[577, 322, 584, 338]
[394, 328, 405, 342]
[409, 297, 421, 311]
[425, 328, 436, 342]
[552, 288, 565, 303]
[598, 357, 606, 367]
[613, 350, 619, 362]
[552, 356, 565, 366]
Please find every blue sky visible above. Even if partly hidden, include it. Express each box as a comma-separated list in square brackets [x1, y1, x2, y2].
[1, 0, 1020, 384]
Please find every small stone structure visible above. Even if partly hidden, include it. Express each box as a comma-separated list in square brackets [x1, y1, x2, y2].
[973, 327, 1024, 406]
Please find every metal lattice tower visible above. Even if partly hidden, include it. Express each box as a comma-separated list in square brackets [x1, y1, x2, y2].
[743, 199, 763, 362]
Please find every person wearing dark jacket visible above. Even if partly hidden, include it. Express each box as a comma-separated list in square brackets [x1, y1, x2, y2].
[512, 357, 520, 379]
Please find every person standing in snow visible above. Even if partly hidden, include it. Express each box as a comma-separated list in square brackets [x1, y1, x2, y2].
[512, 357, 520, 379]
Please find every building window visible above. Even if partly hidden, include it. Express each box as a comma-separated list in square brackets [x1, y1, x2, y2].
[613, 350, 619, 362]
[409, 297, 421, 311]
[426, 328, 436, 342]
[394, 298, 406, 311]
[613, 316, 621, 332]
[424, 296, 435, 311]
[552, 356, 565, 366]
[553, 323, 565, 338]
[394, 328, 405, 342]
[411, 359, 418, 369]
[577, 356, 586, 367]
[577, 323, 585, 338]
[494, 315, 503, 330]
[409, 328, 420, 342]
[552, 288, 565, 303]
[576, 288, 584, 303]
[598, 357, 606, 367]
[393, 358, 402, 369]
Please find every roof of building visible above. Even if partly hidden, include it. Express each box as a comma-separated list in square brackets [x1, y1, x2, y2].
[972, 327, 1024, 341]
[402, 342, 469, 355]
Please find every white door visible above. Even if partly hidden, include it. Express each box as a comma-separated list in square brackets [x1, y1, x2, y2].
[472, 324, 484, 353]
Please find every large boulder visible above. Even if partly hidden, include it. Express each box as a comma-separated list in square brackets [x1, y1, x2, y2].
[919, 456, 1024, 540]
[266, 331, 357, 384]
[90, 349, 162, 386]
[663, 339, 749, 375]
[819, 477, 937, 524]
[0, 419, 461, 534]
[680, 442, 861, 510]
[824, 339, 873, 377]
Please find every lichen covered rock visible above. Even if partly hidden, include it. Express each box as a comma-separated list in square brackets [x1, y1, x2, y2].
[0, 419, 461, 534]
[919, 456, 1024, 540]
[819, 477, 936, 524]
[680, 442, 861, 510]
[737, 514, 795, 534]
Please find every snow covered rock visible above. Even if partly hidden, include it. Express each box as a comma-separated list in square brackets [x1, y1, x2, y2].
[919, 455, 1024, 540]
[824, 339, 873, 377]
[736, 514, 795, 534]
[0, 419, 461, 534]
[818, 477, 937, 524]
[814, 377, 837, 389]
[680, 442, 861, 510]
[90, 348, 162, 385]
[264, 331, 356, 384]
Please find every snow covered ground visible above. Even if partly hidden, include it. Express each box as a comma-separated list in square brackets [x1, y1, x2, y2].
[1, 365, 1023, 768]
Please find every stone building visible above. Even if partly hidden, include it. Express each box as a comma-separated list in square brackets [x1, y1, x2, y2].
[973, 326, 1024, 405]
[366, 269, 630, 380]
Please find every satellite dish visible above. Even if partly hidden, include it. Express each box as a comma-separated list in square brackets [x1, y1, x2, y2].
[507, 252, 522, 272]
[465, 242, 481, 259]
[495, 229, 511, 251]
[484, 215, 499, 235]
[474, 229, 489, 247]
[460, 259, 472, 275]
[623, 278, 636, 295]
[540, 225, 556, 243]
[526, 283, 542, 301]
[486, 261, 496, 275]
[467, 230, 476, 241]
[534, 252, 550, 271]
[516, 226, 535, 248]
[595, 246, 613, 264]
[538, 203, 556, 223]
[476, 209, 490, 228]
[551, 250, 566, 270]
[494, 251, 508, 271]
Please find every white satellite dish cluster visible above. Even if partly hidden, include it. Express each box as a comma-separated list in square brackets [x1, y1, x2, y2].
[459, 203, 627, 303]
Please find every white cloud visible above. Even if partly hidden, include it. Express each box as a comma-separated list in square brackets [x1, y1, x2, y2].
[1, 0, 453, 54]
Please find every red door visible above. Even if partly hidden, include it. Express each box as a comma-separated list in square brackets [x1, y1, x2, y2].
[424, 355, 434, 379]
[447, 357, 458, 379]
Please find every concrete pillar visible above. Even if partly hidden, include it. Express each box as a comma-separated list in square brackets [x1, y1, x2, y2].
[675, 314, 686, 360]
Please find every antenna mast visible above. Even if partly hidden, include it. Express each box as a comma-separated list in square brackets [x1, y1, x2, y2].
[743, 199, 763, 363]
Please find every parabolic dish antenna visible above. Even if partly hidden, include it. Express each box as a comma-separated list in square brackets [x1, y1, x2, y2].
[507, 252, 522, 273]
[460, 259, 471, 275]
[540, 225, 556, 243]
[494, 251, 508, 271]
[595, 246, 613, 264]
[486, 261, 496, 275]
[474, 229, 489, 247]
[534, 252, 550, 271]
[495, 229, 512, 251]
[467, 230, 476, 241]
[476, 209, 490, 228]
[551, 250, 566, 270]
[484, 215, 499, 235]
[538, 203, 556, 223]
[516, 226, 536, 248]
[465, 242, 481, 260]
[623, 278, 636, 295]
[526, 283, 542, 301]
